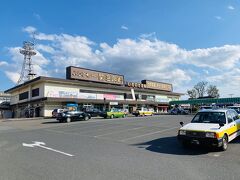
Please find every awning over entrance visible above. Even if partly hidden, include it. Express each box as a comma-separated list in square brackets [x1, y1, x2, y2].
[169, 97, 240, 105]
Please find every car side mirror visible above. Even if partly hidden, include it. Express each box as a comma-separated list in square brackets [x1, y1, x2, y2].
[219, 123, 224, 128]
[180, 122, 184, 127]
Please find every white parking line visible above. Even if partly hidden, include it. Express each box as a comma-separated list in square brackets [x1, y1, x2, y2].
[80, 124, 130, 134]
[120, 126, 179, 142]
[81, 117, 131, 123]
[22, 141, 74, 157]
[59, 123, 122, 133]
[94, 127, 145, 137]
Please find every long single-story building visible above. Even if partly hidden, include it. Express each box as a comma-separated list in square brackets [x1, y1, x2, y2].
[5, 66, 183, 118]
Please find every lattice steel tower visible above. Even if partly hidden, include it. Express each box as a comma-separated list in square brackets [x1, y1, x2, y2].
[17, 41, 37, 84]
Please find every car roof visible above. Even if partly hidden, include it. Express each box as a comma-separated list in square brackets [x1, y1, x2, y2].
[198, 109, 230, 113]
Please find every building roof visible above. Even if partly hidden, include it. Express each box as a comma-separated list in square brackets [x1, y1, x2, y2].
[5, 76, 183, 96]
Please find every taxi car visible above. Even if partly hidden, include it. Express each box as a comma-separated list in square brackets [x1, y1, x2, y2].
[132, 107, 154, 117]
[99, 108, 126, 119]
[178, 109, 240, 151]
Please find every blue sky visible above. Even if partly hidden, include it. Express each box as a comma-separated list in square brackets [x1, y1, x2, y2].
[1, 0, 240, 98]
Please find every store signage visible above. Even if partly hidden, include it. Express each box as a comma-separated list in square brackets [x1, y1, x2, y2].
[141, 80, 172, 92]
[66, 66, 124, 85]
[109, 102, 118, 105]
[103, 94, 124, 100]
[126, 82, 147, 88]
[146, 95, 155, 101]
[79, 93, 97, 99]
[155, 95, 169, 103]
[59, 91, 78, 98]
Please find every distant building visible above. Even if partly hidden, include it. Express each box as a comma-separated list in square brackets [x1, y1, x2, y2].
[0, 92, 11, 119]
[0, 92, 11, 103]
[5, 66, 183, 118]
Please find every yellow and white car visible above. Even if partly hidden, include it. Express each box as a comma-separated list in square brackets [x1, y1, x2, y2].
[178, 109, 240, 151]
[132, 107, 154, 117]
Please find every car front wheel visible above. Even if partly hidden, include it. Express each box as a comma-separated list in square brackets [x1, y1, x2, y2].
[66, 117, 71, 123]
[84, 116, 89, 121]
[220, 135, 228, 151]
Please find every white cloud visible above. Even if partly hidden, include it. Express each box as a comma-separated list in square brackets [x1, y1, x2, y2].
[215, 16, 222, 20]
[5, 26, 240, 97]
[228, 5, 235, 10]
[22, 26, 37, 34]
[4, 46, 50, 83]
[0, 61, 8, 66]
[121, 25, 128, 30]
[185, 45, 240, 70]
[35, 33, 56, 41]
[206, 68, 240, 97]
[36, 44, 55, 54]
[51, 34, 101, 66]
[5, 71, 20, 84]
[140, 32, 156, 39]
[33, 13, 41, 20]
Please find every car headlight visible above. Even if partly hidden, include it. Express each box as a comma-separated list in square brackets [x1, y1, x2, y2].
[205, 132, 216, 138]
[179, 130, 186, 135]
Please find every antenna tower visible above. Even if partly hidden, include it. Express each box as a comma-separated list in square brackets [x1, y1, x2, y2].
[17, 41, 37, 84]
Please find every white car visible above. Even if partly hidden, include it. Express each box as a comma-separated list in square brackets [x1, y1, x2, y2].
[178, 109, 240, 151]
[227, 105, 240, 115]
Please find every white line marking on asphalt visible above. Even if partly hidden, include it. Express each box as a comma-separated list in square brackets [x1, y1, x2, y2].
[94, 127, 145, 138]
[22, 141, 74, 157]
[120, 126, 179, 142]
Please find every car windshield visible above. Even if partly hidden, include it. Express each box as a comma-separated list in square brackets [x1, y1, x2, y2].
[191, 112, 226, 124]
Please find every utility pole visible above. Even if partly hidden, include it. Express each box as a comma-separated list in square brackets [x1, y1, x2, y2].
[17, 41, 37, 84]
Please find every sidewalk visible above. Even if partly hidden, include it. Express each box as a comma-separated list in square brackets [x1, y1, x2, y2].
[1, 117, 45, 122]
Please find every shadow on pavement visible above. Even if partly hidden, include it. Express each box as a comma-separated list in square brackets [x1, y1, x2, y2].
[134, 136, 220, 155]
[42, 120, 60, 124]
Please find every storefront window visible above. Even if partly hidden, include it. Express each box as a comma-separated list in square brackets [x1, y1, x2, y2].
[19, 91, 29, 100]
[32, 88, 39, 97]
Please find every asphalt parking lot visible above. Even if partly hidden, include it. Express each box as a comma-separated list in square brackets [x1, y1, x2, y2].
[0, 115, 240, 180]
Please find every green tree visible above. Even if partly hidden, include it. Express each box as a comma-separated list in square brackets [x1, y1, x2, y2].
[194, 81, 208, 98]
[187, 81, 220, 99]
[187, 89, 197, 99]
[207, 85, 220, 98]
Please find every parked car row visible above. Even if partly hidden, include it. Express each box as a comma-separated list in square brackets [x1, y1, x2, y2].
[168, 107, 190, 115]
[53, 107, 161, 123]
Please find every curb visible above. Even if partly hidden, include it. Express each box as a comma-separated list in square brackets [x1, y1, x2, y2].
[2, 117, 45, 122]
